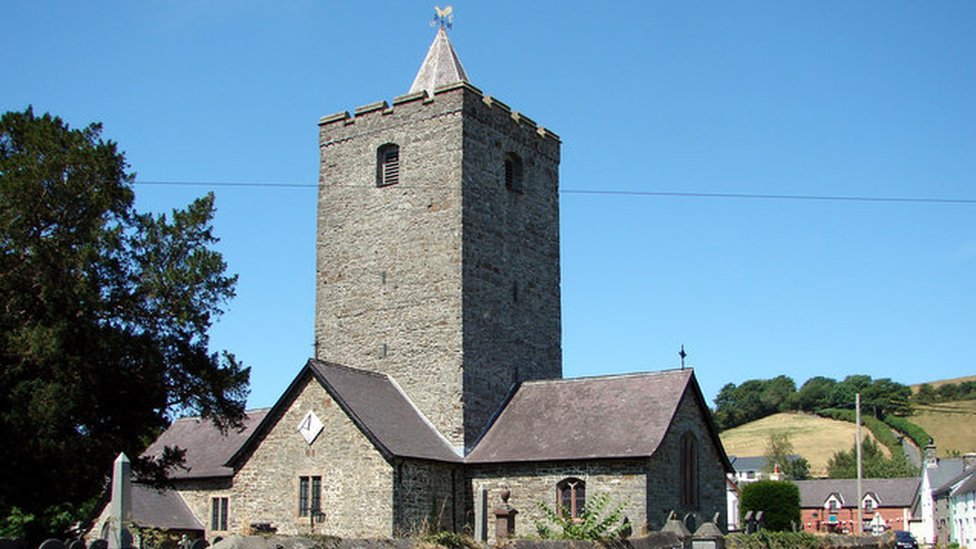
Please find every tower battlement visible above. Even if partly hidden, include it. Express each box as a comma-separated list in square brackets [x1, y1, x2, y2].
[318, 82, 560, 149]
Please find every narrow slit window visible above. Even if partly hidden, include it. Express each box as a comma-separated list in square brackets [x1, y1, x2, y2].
[504, 152, 524, 193]
[377, 144, 400, 187]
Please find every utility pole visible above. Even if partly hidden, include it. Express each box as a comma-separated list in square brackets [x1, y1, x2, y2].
[856, 392, 863, 535]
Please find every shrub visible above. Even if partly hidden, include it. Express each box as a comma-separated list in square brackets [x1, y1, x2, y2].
[534, 492, 627, 541]
[739, 481, 800, 532]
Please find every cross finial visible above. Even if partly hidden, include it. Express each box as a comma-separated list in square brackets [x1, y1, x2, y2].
[679, 345, 687, 369]
[431, 5, 454, 29]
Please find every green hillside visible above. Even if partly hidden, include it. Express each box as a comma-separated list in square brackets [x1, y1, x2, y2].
[719, 412, 889, 477]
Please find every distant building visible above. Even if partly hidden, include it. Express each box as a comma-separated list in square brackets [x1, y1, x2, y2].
[931, 452, 976, 547]
[90, 25, 733, 544]
[914, 442, 969, 544]
[794, 478, 918, 534]
[728, 455, 802, 485]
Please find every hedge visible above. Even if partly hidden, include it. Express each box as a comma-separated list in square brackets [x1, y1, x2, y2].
[815, 409, 901, 453]
[883, 415, 931, 449]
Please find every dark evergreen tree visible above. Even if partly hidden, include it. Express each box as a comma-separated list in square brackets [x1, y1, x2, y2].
[0, 108, 249, 541]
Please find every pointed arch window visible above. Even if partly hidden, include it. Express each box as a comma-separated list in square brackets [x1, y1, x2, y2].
[504, 152, 523, 193]
[679, 432, 699, 508]
[377, 143, 400, 187]
[557, 477, 585, 519]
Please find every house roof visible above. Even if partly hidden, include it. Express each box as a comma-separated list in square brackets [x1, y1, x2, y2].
[142, 408, 269, 479]
[409, 27, 468, 96]
[730, 455, 802, 473]
[466, 369, 731, 467]
[794, 478, 919, 508]
[131, 483, 204, 531]
[933, 468, 976, 497]
[927, 458, 966, 493]
[229, 360, 461, 467]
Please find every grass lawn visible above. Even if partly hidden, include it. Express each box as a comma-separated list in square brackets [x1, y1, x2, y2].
[911, 400, 976, 457]
[719, 412, 889, 477]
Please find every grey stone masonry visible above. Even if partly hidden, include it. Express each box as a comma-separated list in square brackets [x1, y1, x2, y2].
[316, 82, 562, 450]
[232, 377, 395, 538]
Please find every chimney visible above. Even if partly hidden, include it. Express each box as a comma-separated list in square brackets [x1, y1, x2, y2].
[924, 439, 938, 469]
[964, 452, 976, 471]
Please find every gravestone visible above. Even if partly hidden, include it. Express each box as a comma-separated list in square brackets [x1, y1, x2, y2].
[67, 540, 86, 549]
[90, 540, 108, 549]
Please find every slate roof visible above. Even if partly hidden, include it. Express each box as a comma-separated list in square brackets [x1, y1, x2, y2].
[466, 369, 731, 466]
[229, 360, 461, 466]
[793, 478, 919, 508]
[131, 483, 204, 531]
[142, 408, 269, 479]
[409, 27, 468, 97]
[927, 458, 966, 492]
[933, 468, 976, 497]
[730, 455, 802, 473]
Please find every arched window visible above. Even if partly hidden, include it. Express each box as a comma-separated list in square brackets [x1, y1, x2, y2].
[679, 432, 698, 508]
[557, 477, 586, 518]
[377, 143, 400, 187]
[504, 152, 523, 193]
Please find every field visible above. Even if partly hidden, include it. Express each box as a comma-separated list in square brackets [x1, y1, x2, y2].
[910, 400, 976, 456]
[911, 374, 976, 391]
[719, 412, 889, 477]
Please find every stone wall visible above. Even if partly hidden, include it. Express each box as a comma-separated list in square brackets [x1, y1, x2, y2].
[315, 83, 562, 450]
[459, 90, 562, 450]
[232, 375, 395, 538]
[469, 460, 648, 545]
[645, 385, 728, 532]
[177, 478, 232, 539]
[394, 459, 464, 535]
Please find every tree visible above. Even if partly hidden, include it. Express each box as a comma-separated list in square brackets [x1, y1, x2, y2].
[0, 108, 249, 541]
[795, 376, 837, 412]
[763, 432, 810, 481]
[826, 438, 917, 479]
[739, 481, 800, 532]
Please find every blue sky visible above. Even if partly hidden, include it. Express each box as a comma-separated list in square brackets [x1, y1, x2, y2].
[3, 1, 974, 411]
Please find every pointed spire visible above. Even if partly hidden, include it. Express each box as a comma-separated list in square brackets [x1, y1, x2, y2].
[409, 26, 468, 96]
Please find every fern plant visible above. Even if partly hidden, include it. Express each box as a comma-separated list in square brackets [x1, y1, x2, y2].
[534, 492, 627, 541]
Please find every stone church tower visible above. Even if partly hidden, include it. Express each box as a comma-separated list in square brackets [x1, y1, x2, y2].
[315, 27, 562, 450]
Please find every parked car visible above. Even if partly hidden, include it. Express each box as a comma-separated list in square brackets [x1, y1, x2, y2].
[894, 530, 918, 549]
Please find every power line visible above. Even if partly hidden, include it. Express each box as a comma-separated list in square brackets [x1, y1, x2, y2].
[132, 180, 976, 205]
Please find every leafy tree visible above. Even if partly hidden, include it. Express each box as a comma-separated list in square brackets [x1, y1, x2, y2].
[713, 377, 798, 430]
[826, 438, 917, 479]
[0, 108, 249, 541]
[763, 432, 810, 481]
[914, 383, 937, 405]
[861, 378, 912, 417]
[739, 480, 800, 532]
[795, 376, 838, 412]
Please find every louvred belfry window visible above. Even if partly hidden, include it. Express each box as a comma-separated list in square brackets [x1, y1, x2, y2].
[377, 143, 400, 187]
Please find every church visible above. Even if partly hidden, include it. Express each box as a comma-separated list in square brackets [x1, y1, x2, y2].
[91, 25, 731, 545]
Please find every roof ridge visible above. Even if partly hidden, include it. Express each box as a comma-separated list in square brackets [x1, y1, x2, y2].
[520, 368, 693, 386]
[311, 358, 391, 380]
